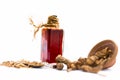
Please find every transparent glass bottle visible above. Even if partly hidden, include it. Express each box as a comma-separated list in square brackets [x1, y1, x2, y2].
[30, 15, 64, 63]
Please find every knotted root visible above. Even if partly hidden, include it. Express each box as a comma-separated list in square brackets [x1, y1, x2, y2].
[29, 15, 59, 38]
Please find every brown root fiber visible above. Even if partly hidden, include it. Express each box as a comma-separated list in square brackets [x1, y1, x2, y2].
[29, 15, 59, 38]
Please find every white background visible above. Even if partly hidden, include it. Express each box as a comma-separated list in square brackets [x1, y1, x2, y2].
[0, 0, 120, 80]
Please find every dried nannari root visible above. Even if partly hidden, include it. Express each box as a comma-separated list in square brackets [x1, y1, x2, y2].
[29, 15, 59, 38]
[53, 63, 64, 70]
[88, 39, 118, 69]
[53, 47, 113, 73]
[0, 59, 44, 68]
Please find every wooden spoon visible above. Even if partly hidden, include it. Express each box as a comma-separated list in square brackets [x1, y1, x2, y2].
[88, 40, 118, 69]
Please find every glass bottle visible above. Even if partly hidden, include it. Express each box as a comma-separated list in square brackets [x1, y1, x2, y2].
[41, 15, 64, 63]
[30, 15, 64, 63]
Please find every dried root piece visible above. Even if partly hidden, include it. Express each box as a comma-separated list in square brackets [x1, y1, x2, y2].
[53, 63, 64, 70]
[55, 55, 76, 71]
[67, 61, 77, 72]
[55, 55, 71, 64]
[0, 61, 15, 67]
[80, 65, 103, 73]
[0, 60, 44, 68]
[28, 61, 44, 68]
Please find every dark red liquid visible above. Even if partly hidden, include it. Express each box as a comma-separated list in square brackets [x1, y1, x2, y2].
[41, 28, 63, 63]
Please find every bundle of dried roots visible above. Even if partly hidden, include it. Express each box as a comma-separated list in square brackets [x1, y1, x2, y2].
[53, 47, 113, 73]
